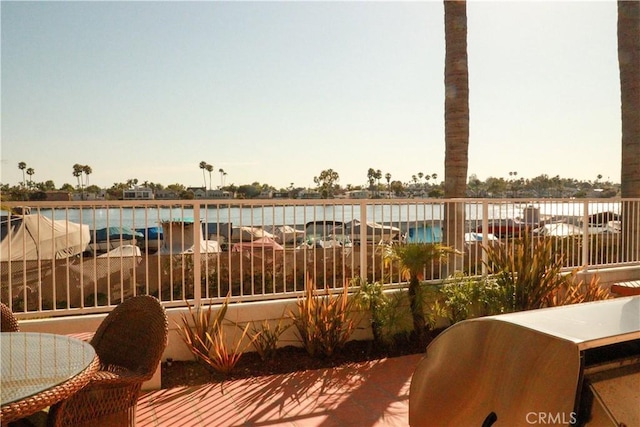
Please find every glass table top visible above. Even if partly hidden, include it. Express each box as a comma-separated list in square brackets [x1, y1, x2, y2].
[1, 332, 97, 405]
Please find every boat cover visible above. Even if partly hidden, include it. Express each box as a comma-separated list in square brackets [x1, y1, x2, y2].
[0, 214, 90, 261]
[91, 226, 143, 242]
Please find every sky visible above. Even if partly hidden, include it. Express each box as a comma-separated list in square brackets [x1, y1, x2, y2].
[1, 0, 622, 191]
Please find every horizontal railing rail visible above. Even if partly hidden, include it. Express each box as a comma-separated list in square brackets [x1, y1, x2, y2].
[2, 198, 638, 318]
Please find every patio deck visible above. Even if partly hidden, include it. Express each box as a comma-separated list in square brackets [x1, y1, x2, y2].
[137, 353, 423, 427]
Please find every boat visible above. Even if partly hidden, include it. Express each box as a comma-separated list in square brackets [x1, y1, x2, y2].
[0, 214, 90, 261]
[229, 226, 276, 243]
[304, 220, 344, 240]
[475, 218, 530, 238]
[135, 226, 163, 253]
[89, 226, 143, 254]
[232, 236, 284, 252]
[333, 220, 402, 245]
[66, 245, 142, 306]
[296, 234, 352, 250]
[262, 225, 303, 244]
[1, 214, 91, 306]
[157, 220, 221, 255]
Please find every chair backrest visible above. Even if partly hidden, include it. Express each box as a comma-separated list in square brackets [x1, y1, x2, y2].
[1, 302, 20, 332]
[90, 295, 168, 378]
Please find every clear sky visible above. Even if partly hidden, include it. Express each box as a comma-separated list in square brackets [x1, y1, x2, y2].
[1, 0, 621, 190]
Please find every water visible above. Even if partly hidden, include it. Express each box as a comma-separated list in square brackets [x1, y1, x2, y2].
[34, 200, 620, 231]
[40, 203, 446, 230]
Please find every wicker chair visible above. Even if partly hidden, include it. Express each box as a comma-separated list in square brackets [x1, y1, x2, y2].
[1, 302, 20, 332]
[48, 295, 168, 427]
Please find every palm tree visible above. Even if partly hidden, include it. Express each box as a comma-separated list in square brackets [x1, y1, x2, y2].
[26, 168, 35, 187]
[383, 243, 456, 347]
[205, 164, 214, 190]
[385, 173, 392, 196]
[443, 0, 469, 274]
[18, 162, 27, 186]
[617, 0, 640, 261]
[72, 164, 84, 189]
[366, 168, 376, 191]
[199, 161, 208, 188]
[219, 168, 225, 188]
[374, 169, 382, 197]
[83, 165, 92, 186]
[72, 170, 81, 188]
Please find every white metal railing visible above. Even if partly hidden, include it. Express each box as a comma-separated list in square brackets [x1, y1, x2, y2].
[2, 198, 638, 318]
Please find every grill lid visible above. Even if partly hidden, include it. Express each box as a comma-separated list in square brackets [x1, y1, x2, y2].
[409, 297, 640, 426]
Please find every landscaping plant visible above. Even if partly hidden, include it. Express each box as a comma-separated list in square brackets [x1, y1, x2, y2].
[200, 319, 254, 375]
[176, 296, 254, 375]
[247, 317, 291, 361]
[288, 276, 360, 358]
[436, 274, 506, 324]
[484, 233, 571, 311]
[546, 275, 612, 306]
[352, 277, 387, 345]
[177, 299, 227, 364]
[483, 232, 610, 312]
[382, 243, 457, 347]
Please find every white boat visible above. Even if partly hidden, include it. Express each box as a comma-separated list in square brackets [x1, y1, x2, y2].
[89, 226, 143, 254]
[157, 220, 221, 255]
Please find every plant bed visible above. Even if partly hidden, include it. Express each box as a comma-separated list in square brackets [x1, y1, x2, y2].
[162, 331, 441, 389]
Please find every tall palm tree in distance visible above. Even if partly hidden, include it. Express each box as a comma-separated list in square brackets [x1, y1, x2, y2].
[199, 161, 207, 188]
[219, 168, 225, 188]
[443, 0, 469, 274]
[205, 164, 214, 190]
[617, 0, 640, 261]
[72, 164, 84, 189]
[83, 165, 92, 186]
[26, 168, 35, 187]
[18, 162, 27, 187]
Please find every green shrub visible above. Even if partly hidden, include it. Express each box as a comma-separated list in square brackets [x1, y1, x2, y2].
[437, 274, 507, 324]
[352, 277, 387, 345]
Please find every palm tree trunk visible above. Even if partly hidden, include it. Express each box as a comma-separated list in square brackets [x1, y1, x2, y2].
[408, 275, 426, 347]
[443, 0, 469, 274]
[618, 0, 640, 262]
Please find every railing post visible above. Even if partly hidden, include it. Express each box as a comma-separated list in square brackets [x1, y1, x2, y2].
[582, 200, 590, 269]
[193, 203, 202, 308]
[359, 201, 367, 281]
[482, 201, 489, 277]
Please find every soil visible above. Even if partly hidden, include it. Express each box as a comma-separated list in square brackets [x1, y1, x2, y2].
[162, 332, 440, 389]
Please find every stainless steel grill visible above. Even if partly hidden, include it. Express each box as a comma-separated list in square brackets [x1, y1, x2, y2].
[409, 297, 640, 427]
